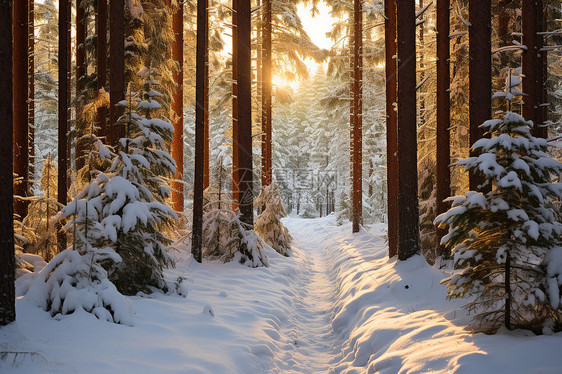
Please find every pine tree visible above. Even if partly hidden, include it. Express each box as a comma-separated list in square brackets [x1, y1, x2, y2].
[255, 182, 291, 256]
[436, 111, 562, 332]
[105, 75, 177, 295]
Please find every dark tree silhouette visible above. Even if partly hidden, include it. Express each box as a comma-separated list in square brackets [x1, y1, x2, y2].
[13, 0, 29, 220]
[261, 0, 272, 187]
[109, 0, 124, 146]
[436, 0, 451, 255]
[96, 0, 108, 139]
[396, 0, 421, 260]
[468, 0, 491, 191]
[351, 0, 363, 233]
[1, 0, 16, 327]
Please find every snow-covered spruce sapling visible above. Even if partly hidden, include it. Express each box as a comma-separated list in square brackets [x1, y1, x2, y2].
[105, 76, 177, 295]
[435, 111, 562, 332]
[23, 153, 61, 261]
[201, 159, 268, 267]
[255, 182, 292, 256]
[24, 138, 134, 325]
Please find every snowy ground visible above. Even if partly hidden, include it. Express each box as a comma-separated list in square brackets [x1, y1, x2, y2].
[2, 215, 562, 373]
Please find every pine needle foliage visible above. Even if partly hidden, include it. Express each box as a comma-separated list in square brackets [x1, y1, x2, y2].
[436, 111, 562, 333]
[255, 182, 292, 256]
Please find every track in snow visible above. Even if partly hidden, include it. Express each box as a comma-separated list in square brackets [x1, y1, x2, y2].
[273, 218, 340, 373]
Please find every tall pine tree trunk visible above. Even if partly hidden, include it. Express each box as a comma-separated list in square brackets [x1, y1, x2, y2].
[232, 0, 239, 211]
[468, 0, 491, 192]
[109, 0, 124, 146]
[237, 0, 253, 228]
[13, 0, 29, 220]
[29, 0, 35, 188]
[396, 0, 421, 260]
[57, 0, 71, 251]
[204, 0, 210, 190]
[192, 0, 208, 262]
[436, 0, 450, 256]
[384, 0, 398, 258]
[523, 0, 547, 138]
[0, 0, 16, 326]
[75, 0, 86, 170]
[171, 1, 185, 212]
[96, 0, 108, 139]
[261, 0, 272, 187]
[351, 0, 362, 233]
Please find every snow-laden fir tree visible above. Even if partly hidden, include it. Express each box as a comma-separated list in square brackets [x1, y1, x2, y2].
[255, 182, 292, 256]
[201, 156, 268, 267]
[24, 135, 134, 325]
[105, 71, 177, 295]
[23, 153, 60, 261]
[435, 110, 562, 332]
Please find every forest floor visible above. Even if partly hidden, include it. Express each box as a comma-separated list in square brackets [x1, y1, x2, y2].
[2, 216, 562, 373]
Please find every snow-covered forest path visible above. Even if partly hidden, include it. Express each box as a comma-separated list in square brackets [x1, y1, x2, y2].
[274, 218, 339, 372]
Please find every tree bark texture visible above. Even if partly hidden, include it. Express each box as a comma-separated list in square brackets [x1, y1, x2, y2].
[172, 1, 185, 212]
[261, 0, 272, 187]
[0, 0, 16, 326]
[13, 0, 29, 220]
[204, 0, 210, 190]
[57, 0, 71, 251]
[109, 0, 124, 146]
[75, 0, 86, 170]
[28, 0, 35, 185]
[232, 0, 239, 211]
[384, 0, 398, 258]
[236, 0, 253, 228]
[436, 0, 450, 255]
[396, 0, 421, 260]
[96, 0, 108, 140]
[351, 0, 363, 233]
[192, 0, 208, 262]
[468, 0, 491, 192]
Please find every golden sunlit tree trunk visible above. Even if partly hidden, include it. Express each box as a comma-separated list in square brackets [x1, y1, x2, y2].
[1, 0, 16, 326]
[232, 0, 239, 212]
[171, 1, 185, 212]
[13, 0, 29, 221]
[396, 0, 421, 260]
[468, 0, 491, 192]
[351, 0, 363, 233]
[261, 0, 272, 187]
[436, 0, 451, 256]
[385, 0, 398, 258]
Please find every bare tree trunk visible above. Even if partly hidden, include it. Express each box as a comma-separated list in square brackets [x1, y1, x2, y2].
[396, 0, 421, 260]
[261, 0, 272, 187]
[96, 0, 108, 139]
[351, 0, 363, 233]
[468, 0, 491, 192]
[13, 0, 29, 220]
[203, 0, 210, 189]
[232, 0, 239, 211]
[57, 0, 71, 251]
[436, 0, 450, 256]
[0, 0, 16, 326]
[384, 0, 398, 258]
[524, 0, 547, 138]
[29, 0, 35, 188]
[171, 1, 185, 212]
[109, 0, 124, 146]
[192, 0, 208, 263]
[75, 0, 86, 170]
[237, 0, 253, 228]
